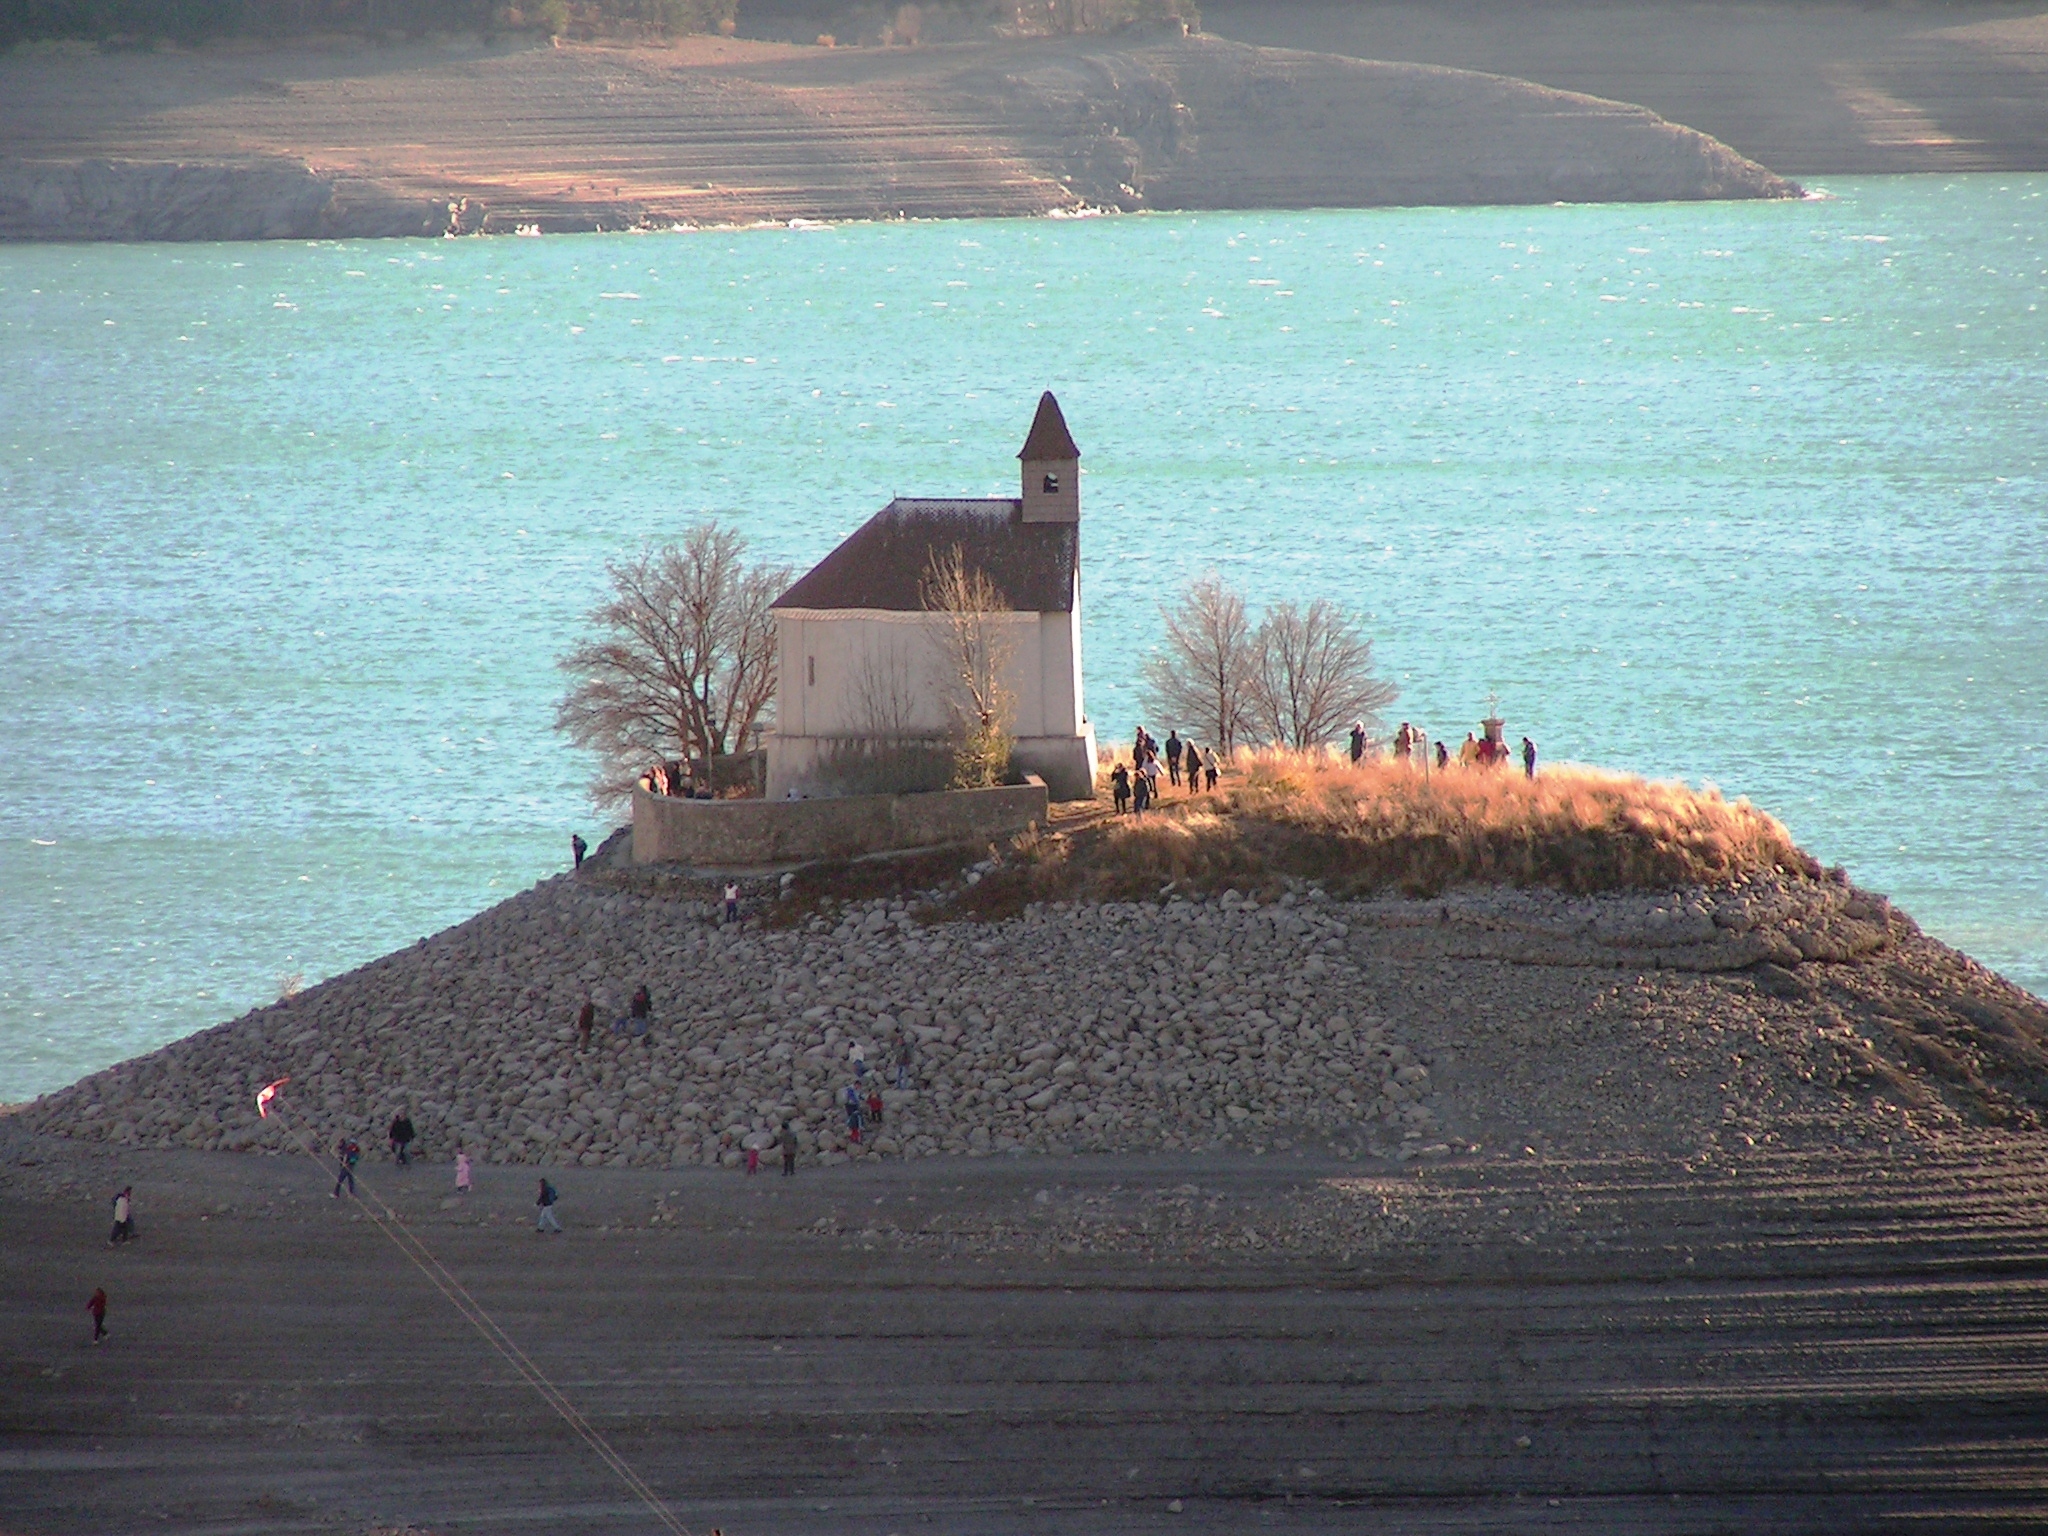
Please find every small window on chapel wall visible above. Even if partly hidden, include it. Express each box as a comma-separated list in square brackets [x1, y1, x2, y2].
[1043, 473, 1059, 494]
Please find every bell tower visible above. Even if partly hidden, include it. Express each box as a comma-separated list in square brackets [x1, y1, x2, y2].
[1018, 391, 1080, 523]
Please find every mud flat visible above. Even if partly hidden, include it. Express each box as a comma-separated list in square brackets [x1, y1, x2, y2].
[0, 28, 1794, 240]
[8, 1131, 2048, 1533]
[10, 802, 2048, 1530]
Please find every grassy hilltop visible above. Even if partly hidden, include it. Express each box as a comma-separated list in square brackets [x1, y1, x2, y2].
[961, 751, 1819, 913]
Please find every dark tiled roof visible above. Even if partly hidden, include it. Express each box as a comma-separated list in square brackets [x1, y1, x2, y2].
[1017, 391, 1079, 461]
[774, 498, 1078, 614]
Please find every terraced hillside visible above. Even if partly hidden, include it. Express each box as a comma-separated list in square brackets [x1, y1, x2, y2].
[0, 29, 1794, 239]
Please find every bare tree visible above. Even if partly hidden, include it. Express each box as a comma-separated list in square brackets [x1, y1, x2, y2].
[1248, 599, 1398, 751]
[554, 524, 789, 805]
[921, 544, 1017, 787]
[1139, 573, 1256, 753]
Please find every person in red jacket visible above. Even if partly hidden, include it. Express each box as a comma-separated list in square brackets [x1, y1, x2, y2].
[87, 1287, 108, 1344]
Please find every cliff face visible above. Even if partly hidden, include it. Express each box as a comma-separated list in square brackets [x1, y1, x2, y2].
[0, 32, 1795, 242]
[0, 158, 452, 241]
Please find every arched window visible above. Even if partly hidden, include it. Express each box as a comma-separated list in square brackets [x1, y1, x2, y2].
[1043, 472, 1059, 494]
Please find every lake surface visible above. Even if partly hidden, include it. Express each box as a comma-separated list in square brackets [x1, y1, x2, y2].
[3, 175, 2043, 1103]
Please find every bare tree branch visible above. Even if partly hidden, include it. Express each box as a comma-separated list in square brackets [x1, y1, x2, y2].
[553, 524, 790, 807]
[1139, 573, 1255, 752]
[921, 543, 1017, 787]
[1248, 598, 1399, 751]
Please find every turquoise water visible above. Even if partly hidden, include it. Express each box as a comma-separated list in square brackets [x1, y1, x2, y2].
[3, 175, 2043, 1102]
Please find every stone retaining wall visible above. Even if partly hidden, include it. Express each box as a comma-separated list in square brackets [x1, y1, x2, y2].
[631, 777, 1049, 868]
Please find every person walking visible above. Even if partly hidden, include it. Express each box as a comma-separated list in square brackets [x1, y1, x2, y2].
[571, 832, 588, 869]
[1110, 761, 1130, 814]
[849, 1041, 867, 1079]
[332, 1137, 359, 1198]
[108, 1187, 133, 1246]
[87, 1287, 108, 1345]
[1204, 746, 1219, 790]
[1131, 765, 1152, 815]
[1349, 722, 1367, 764]
[455, 1148, 473, 1196]
[576, 999, 595, 1052]
[1141, 753, 1161, 805]
[389, 1110, 416, 1166]
[745, 1140, 761, 1176]
[1165, 731, 1183, 786]
[1522, 736, 1538, 779]
[1435, 740, 1450, 771]
[843, 1084, 865, 1144]
[866, 1086, 885, 1129]
[778, 1121, 798, 1176]
[894, 1034, 915, 1090]
[535, 1177, 563, 1233]
[1183, 743, 1200, 795]
[724, 881, 740, 924]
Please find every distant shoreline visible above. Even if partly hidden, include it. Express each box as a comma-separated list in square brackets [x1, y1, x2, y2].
[0, 29, 1798, 242]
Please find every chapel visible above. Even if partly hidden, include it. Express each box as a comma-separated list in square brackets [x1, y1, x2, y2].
[764, 392, 1098, 800]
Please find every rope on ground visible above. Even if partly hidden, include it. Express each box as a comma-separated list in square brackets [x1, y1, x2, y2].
[258, 1081, 691, 1536]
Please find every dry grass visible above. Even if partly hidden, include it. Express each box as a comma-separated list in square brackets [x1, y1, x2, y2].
[957, 749, 1818, 915]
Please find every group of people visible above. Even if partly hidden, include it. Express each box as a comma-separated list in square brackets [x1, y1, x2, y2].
[1387, 721, 1539, 779]
[1111, 727, 1219, 814]
[87, 1187, 138, 1343]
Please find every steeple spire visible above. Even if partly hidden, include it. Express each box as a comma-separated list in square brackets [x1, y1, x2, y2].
[1018, 391, 1079, 524]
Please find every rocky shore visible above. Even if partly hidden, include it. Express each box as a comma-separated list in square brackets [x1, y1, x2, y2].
[20, 854, 2044, 1174]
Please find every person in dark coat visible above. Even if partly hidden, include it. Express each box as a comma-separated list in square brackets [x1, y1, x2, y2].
[389, 1111, 416, 1166]
[1164, 731, 1183, 785]
[843, 1085, 865, 1144]
[332, 1137, 359, 1198]
[778, 1121, 799, 1176]
[1522, 736, 1538, 779]
[88, 1287, 108, 1344]
[1110, 762, 1130, 814]
[576, 999, 595, 1051]
[571, 832, 588, 868]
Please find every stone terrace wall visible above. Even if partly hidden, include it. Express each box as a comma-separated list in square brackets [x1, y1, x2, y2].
[632, 778, 1048, 868]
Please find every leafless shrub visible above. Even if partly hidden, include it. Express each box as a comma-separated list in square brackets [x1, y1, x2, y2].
[276, 972, 304, 1004]
[554, 524, 790, 807]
